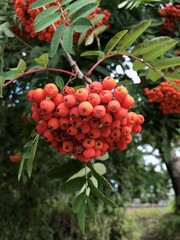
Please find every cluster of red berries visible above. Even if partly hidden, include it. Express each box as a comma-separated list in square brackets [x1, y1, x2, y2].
[13, 0, 111, 43]
[144, 80, 180, 114]
[27, 77, 144, 163]
[74, 7, 111, 44]
[159, 4, 180, 36]
[13, 0, 66, 42]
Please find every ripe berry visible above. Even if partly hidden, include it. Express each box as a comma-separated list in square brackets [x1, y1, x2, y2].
[44, 83, 58, 98]
[40, 99, 55, 114]
[113, 86, 128, 102]
[93, 105, 106, 118]
[102, 76, 117, 90]
[75, 88, 89, 102]
[78, 101, 93, 116]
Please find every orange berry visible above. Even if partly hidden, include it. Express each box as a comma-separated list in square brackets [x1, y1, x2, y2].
[113, 86, 128, 102]
[82, 137, 95, 148]
[81, 122, 91, 134]
[64, 94, 77, 107]
[121, 95, 135, 109]
[10, 155, 21, 163]
[78, 101, 93, 116]
[43, 129, 54, 142]
[89, 118, 100, 128]
[33, 88, 46, 102]
[107, 100, 121, 112]
[102, 76, 117, 90]
[100, 126, 111, 137]
[121, 126, 132, 135]
[27, 90, 35, 102]
[44, 83, 58, 98]
[93, 105, 106, 118]
[63, 140, 74, 153]
[40, 99, 55, 114]
[88, 127, 101, 138]
[99, 90, 113, 103]
[56, 103, 69, 117]
[52, 93, 64, 106]
[70, 117, 83, 128]
[83, 148, 95, 159]
[132, 124, 142, 134]
[100, 112, 113, 126]
[114, 107, 128, 120]
[48, 118, 59, 130]
[69, 106, 80, 118]
[35, 119, 47, 134]
[66, 126, 78, 135]
[59, 117, 70, 129]
[94, 139, 103, 150]
[110, 119, 120, 129]
[75, 88, 89, 102]
[89, 81, 103, 94]
[116, 142, 127, 151]
[62, 86, 75, 95]
[87, 93, 101, 106]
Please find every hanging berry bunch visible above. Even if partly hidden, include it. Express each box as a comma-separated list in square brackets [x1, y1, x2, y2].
[159, 4, 180, 36]
[13, 0, 111, 44]
[27, 77, 144, 163]
[144, 80, 180, 114]
[13, 0, 67, 42]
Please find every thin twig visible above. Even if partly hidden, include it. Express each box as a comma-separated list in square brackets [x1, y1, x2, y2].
[86, 53, 164, 79]
[3, 68, 76, 88]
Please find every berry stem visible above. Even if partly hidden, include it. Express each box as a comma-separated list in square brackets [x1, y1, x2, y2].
[2, 68, 76, 88]
[86, 53, 165, 79]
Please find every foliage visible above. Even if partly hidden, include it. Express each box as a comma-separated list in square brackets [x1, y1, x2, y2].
[141, 213, 180, 240]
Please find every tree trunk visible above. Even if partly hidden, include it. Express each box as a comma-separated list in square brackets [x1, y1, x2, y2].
[165, 148, 180, 213]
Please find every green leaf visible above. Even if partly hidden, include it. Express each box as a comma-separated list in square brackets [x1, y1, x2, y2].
[34, 12, 60, 32]
[73, 18, 93, 32]
[81, 50, 104, 58]
[18, 155, 25, 181]
[61, 0, 74, 5]
[0, 76, 5, 98]
[61, 177, 86, 194]
[85, 25, 107, 46]
[104, 30, 128, 55]
[65, 0, 97, 17]
[3, 71, 18, 80]
[147, 68, 162, 82]
[87, 162, 113, 190]
[96, 152, 109, 161]
[86, 197, 96, 220]
[133, 60, 146, 71]
[9, 67, 22, 74]
[77, 199, 86, 234]
[30, 0, 55, 10]
[70, 3, 97, 24]
[90, 14, 104, 25]
[164, 72, 180, 80]
[55, 76, 64, 88]
[17, 59, 27, 73]
[27, 134, 39, 178]
[45, 160, 83, 179]
[34, 6, 59, 25]
[77, 31, 88, 45]
[67, 166, 90, 181]
[116, 20, 151, 52]
[72, 192, 86, 213]
[153, 57, 180, 70]
[50, 23, 64, 57]
[143, 39, 178, 61]
[34, 53, 49, 67]
[62, 26, 74, 53]
[88, 179, 118, 208]
[93, 162, 106, 175]
[131, 37, 174, 56]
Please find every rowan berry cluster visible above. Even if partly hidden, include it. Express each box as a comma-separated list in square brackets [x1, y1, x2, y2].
[27, 77, 144, 162]
[13, 0, 111, 43]
[144, 80, 180, 114]
[13, 0, 66, 42]
[159, 4, 180, 36]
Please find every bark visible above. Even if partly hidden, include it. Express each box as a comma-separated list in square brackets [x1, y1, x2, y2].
[165, 148, 180, 212]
